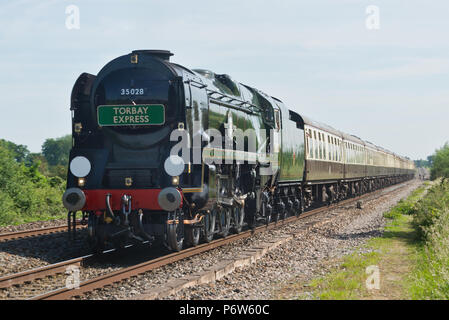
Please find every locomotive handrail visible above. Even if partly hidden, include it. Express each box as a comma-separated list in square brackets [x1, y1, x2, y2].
[207, 89, 261, 114]
[184, 79, 207, 89]
[209, 98, 259, 115]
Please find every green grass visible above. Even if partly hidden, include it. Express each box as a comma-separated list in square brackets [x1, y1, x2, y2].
[307, 251, 381, 300]
[384, 185, 426, 220]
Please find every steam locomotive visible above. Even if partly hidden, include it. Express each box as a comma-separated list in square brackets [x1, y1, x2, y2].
[63, 50, 415, 252]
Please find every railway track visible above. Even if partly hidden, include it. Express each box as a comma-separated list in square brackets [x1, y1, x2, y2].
[0, 222, 85, 242]
[0, 255, 93, 289]
[0, 242, 144, 291]
[26, 183, 404, 300]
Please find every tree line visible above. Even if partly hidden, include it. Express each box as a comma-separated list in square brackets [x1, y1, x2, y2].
[0, 135, 71, 180]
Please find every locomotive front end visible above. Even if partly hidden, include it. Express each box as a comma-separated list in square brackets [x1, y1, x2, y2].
[64, 50, 190, 251]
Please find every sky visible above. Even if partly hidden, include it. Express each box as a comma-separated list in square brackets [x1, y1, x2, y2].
[0, 0, 448, 160]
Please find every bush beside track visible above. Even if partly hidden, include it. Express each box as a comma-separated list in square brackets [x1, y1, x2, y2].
[410, 180, 449, 299]
[0, 142, 66, 226]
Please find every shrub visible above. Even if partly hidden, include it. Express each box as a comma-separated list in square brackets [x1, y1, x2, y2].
[412, 181, 449, 241]
[430, 143, 449, 181]
[0, 143, 65, 226]
[412, 207, 449, 299]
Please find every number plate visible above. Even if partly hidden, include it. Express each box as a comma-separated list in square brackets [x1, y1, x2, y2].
[97, 104, 165, 126]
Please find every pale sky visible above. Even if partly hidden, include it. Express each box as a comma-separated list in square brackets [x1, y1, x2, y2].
[0, 0, 448, 160]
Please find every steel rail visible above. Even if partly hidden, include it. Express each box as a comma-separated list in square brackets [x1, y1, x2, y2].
[0, 254, 93, 289]
[0, 243, 140, 290]
[30, 182, 408, 300]
[0, 222, 85, 242]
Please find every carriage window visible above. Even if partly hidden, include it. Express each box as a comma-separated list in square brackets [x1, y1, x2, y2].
[337, 140, 341, 162]
[348, 144, 351, 163]
[306, 129, 311, 158]
[329, 137, 332, 161]
[361, 147, 363, 164]
[349, 144, 352, 164]
[358, 146, 361, 164]
[319, 133, 323, 159]
[337, 140, 340, 161]
[333, 138, 336, 161]
[337, 139, 340, 161]
[361, 147, 364, 164]
[309, 129, 313, 159]
[323, 134, 326, 160]
[322, 134, 325, 160]
[274, 109, 281, 131]
[360, 147, 363, 164]
[345, 143, 347, 162]
[348, 143, 350, 163]
[311, 134, 314, 159]
[351, 144, 353, 164]
[317, 132, 321, 159]
[335, 139, 338, 162]
[359, 146, 361, 164]
[321, 133, 325, 160]
[336, 140, 339, 162]
[340, 140, 343, 162]
[350, 144, 353, 164]
[330, 137, 333, 161]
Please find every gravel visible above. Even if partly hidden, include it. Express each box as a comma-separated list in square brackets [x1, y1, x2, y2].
[0, 218, 68, 234]
[0, 228, 89, 278]
[0, 217, 87, 279]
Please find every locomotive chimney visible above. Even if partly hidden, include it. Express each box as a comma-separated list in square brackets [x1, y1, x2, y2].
[132, 49, 173, 61]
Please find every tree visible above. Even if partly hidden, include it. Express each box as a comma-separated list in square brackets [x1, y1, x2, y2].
[26, 153, 50, 176]
[427, 155, 435, 168]
[414, 159, 430, 168]
[0, 139, 30, 163]
[430, 143, 449, 181]
[41, 135, 71, 166]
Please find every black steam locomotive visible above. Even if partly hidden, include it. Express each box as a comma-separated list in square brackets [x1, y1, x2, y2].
[63, 50, 415, 252]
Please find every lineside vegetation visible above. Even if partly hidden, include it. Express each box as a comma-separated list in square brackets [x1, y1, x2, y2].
[0, 138, 69, 226]
[410, 180, 449, 299]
